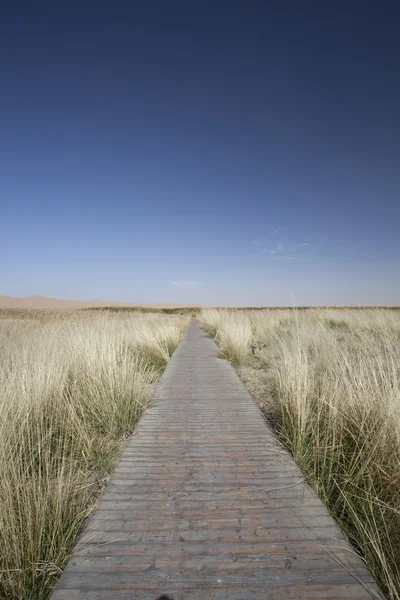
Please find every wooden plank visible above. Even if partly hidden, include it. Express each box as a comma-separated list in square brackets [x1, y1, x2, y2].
[52, 583, 379, 600]
[51, 320, 383, 599]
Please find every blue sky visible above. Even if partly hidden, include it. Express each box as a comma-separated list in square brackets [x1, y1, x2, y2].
[1, 2, 399, 305]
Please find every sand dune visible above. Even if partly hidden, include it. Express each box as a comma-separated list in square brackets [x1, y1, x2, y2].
[0, 295, 199, 310]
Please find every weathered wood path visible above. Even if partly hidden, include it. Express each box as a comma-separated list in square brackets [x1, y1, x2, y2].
[52, 320, 382, 599]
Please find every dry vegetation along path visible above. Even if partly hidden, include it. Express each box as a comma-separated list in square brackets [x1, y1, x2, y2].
[52, 320, 382, 599]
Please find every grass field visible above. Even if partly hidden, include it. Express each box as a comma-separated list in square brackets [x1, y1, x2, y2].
[201, 308, 400, 600]
[0, 309, 188, 599]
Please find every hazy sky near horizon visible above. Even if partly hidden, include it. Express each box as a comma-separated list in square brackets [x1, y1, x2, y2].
[1, 2, 399, 306]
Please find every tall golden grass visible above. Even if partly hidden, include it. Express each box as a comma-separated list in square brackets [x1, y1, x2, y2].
[0, 310, 188, 599]
[201, 308, 400, 599]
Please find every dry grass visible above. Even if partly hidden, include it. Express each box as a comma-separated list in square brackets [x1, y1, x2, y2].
[0, 311, 188, 599]
[201, 308, 400, 600]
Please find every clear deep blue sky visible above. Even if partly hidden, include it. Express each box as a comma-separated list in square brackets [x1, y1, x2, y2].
[1, 1, 399, 305]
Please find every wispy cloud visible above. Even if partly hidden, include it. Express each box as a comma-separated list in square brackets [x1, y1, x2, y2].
[264, 240, 312, 260]
[171, 281, 202, 289]
[261, 235, 313, 262]
[253, 241, 259, 245]
[266, 240, 283, 254]
[288, 243, 309, 253]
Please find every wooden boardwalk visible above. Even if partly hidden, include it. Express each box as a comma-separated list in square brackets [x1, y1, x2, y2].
[52, 320, 382, 599]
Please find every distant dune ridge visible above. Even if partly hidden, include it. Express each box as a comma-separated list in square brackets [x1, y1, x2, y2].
[0, 295, 200, 310]
[1, 296, 398, 311]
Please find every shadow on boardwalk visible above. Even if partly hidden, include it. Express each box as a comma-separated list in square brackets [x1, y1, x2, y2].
[52, 320, 383, 600]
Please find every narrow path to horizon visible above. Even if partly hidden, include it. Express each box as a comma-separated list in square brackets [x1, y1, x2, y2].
[52, 320, 381, 599]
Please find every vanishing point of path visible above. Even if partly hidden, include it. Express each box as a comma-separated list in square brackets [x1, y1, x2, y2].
[52, 320, 382, 600]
